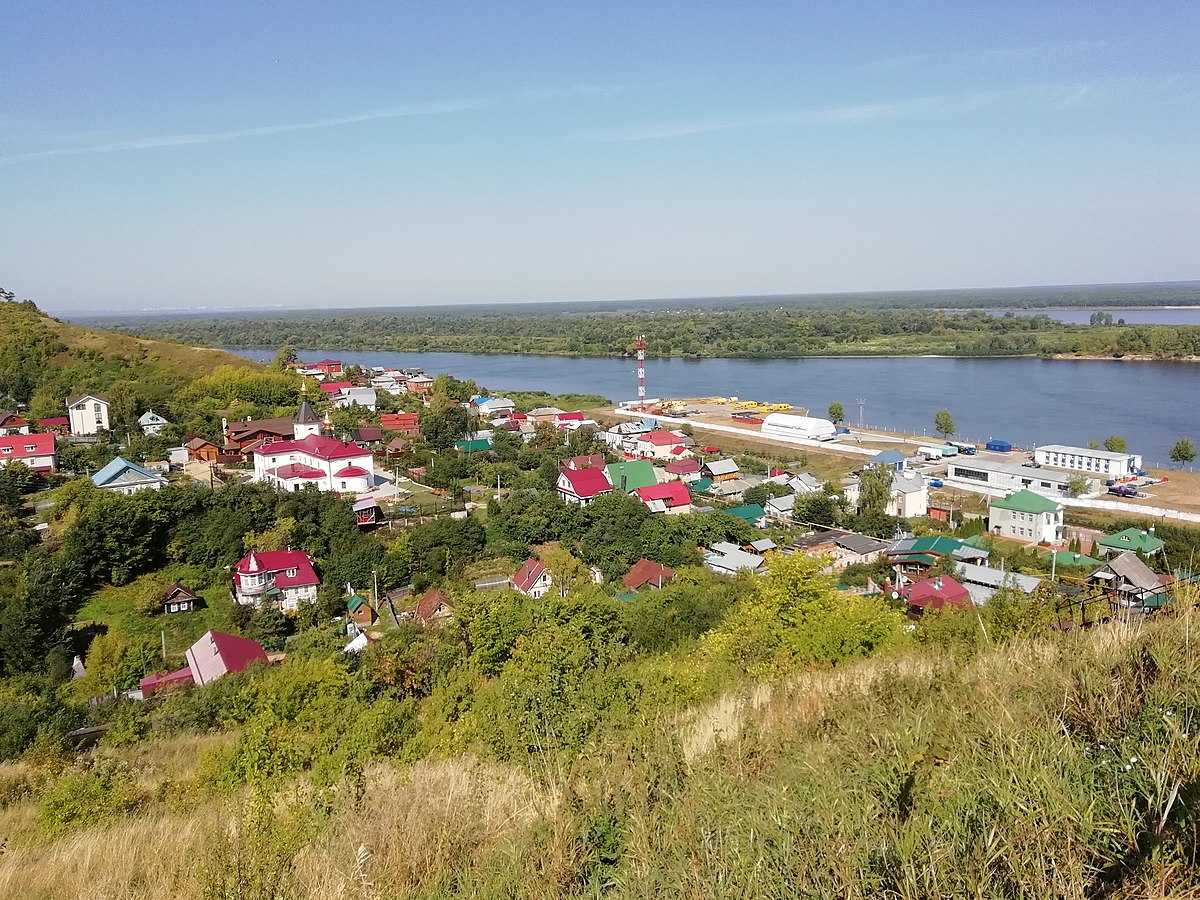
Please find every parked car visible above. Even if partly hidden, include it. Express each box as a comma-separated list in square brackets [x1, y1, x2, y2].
[1108, 485, 1138, 498]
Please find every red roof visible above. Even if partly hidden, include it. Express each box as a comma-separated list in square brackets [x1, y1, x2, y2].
[270, 463, 325, 480]
[208, 630, 269, 673]
[38, 417, 69, 427]
[562, 454, 605, 471]
[701, 446, 721, 454]
[139, 665, 195, 694]
[380, 413, 420, 432]
[235, 549, 319, 588]
[0, 433, 55, 460]
[634, 481, 691, 508]
[558, 466, 613, 499]
[0, 413, 29, 427]
[414, 589, 453, 622]
[556, 411, 585, 422]
[512, 559, 548, 593]
[313, 359, 342, 367]
[318, 381, 352, 394]
[622, 558, 676, 590]
[253, 433, 368, 462]
[334, 465, 370, 477]
[664, 459, 700, 475]
[903, 576, 971, 611]
[641, 430, 681, 446]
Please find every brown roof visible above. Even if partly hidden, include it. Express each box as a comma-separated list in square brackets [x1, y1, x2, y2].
[414, 589, 453, 622]
[622, 559, 675, 590]
[227, 417, 295, 440]
[66, 393, 108, 406]
[160, 582, 199, 601]
[1098, 551, 1161, 591]
[186, 436, 217, 450]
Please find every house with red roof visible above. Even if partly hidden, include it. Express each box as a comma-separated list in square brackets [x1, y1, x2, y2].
[233, 548, 320, 612]
[318, 380, 353, 397]
[663, 458, 702, 483]
[561, 453, 606, 471]
[511, 559, 553, 598]
[635, 430, 691, 461]
[633, 481, 693, 515]
[310, 359, 344, 378]
[252, 433, 375, 494]
[185, 630, 268, 685]
[556, 466, 613, 506]
[37, 417, 70, 434]
[0, 433, 57, 473]
[139, 666, 195, 696]
[0, 412, 30, 436]
[622, 559, 676, 591]
[380, 412, 420, 435]
[554, 411, 586, 427]
[900, 575, 972, 616]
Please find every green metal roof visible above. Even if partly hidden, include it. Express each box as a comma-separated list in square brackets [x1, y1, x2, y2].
[1097, 528, 1165, 554]
[990, 489, 1062, 515]
[606, 460, 658, 492]
[726, 504, 766, 523]
[347, 594, 369, 612]
[902, 536, 966, 555]
[891, 553, 938, 566]
[455, 438, 491, 453]
[691, 477, 714, 493]
[1044, 550, 1101, 568]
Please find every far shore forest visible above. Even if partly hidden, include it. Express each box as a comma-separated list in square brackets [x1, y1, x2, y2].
[101, 283, 1200, 360]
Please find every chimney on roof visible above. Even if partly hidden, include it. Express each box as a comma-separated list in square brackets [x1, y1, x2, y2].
[934, 576, 943, 591]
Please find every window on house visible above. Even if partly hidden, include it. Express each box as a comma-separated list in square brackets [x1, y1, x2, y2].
[340, 481, 347, 489]
[287, 568, 297, 577]
[24, 445, 35, 452]
[94, 406, 103, 423]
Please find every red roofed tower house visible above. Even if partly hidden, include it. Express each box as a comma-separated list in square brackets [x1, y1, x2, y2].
[233, 549, 320, 612]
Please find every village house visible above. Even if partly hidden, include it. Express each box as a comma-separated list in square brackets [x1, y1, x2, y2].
[663, 458, 701, 483]
[405, 373, 434, 394]
[160, 583, 205, 614]
[186, 436, 220, 462]
[633, 481, 692, 515]
[91, 456, 167, 494]
[185, 630, 268, 686]
[232, 548, 320, 612]
[332, 386, 378, 411]
[888, 471, 928, 518]
[727, 503, 767, 528]
[1088, 551, 1172, 612]
[899, 575, 972, 616]
[634, 430, 691, 461]
[561, 453, 606, 471]
[67, 393, 109, 435]
[704, 541, 766, 576]
[702, 458, 740, 482]
[252, 433, 375, 494]
[138, 410, 170, 436]
[0, 433, 57, 473]
[885, 536, 989, 583]
[380, 412, 421, 435]
[557, 466, 613, 505]
[0, 412, 30, 435]
[765, 492, 796, 518]
[470, 396, 516, 418]
[347, 594, 378, 629]
[606, 460, 659, 493]
[622, 558, 676, 591]
[409, 589, 455, 625]
[954, 563, 1043, 606]
[791, 530, 889, 570]
[318, 381, 352, 398]
[511, 558, 553, 598]
[310, 359, 344, 378]
[347, 426, 383, 448]
[37, 417, 70, 434]
[1096, 527, 1164, 558]
[988, 490, 1064, 544]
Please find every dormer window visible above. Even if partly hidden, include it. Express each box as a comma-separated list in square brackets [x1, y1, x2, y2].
[287, 568, 297, 577]
[1, 447, 10, 454]
[25, 444, 36, 452]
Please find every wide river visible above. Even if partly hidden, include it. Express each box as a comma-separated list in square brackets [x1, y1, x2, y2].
[231, 349, 1200, 467]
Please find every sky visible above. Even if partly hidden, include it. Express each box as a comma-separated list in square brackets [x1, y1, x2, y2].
[1, 1, 1197, 313]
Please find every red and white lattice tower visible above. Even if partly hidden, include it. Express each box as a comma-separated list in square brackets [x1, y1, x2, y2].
[635, 334, 646, 409]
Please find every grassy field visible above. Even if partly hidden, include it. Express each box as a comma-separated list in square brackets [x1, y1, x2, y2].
[3, 616, 1199, 898]
[51, 317, 261, 377]
[73, 564, 237, 659]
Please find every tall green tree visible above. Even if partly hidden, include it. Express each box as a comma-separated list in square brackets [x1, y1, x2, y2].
[1102, 435, 1128, 453]
[1169, 437, 1196, 467]
[933, 409, 955, 438]
[827, 401, 845, 424]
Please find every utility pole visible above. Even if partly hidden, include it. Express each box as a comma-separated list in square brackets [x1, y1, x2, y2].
[856, 397, 866, 428]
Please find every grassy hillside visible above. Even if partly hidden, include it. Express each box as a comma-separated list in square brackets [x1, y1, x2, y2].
[1, 615, 1197, 899]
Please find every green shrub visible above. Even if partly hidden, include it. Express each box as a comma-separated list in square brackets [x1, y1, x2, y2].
[37, 760, 139, 837]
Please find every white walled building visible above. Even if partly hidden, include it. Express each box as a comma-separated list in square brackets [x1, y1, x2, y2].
[888, 471, 928, 518]
[988, 490, 1064, 544]
[253, 434, 375, 494]
[67, 394, 109, 435]
[946, 459, 1096, 498]
[1033, 445, 1143, 478]
[232, 549, 320, 612]
[0, 433, 57, 472]
[138, 410, 170, 436]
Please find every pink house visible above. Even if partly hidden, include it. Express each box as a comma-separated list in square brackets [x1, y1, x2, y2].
[185, 630, 268, 686]
[635, 430, 691, 461]
[663, 458, 702, 483]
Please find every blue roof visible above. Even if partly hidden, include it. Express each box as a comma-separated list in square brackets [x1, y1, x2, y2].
[91, 456, 159, 487]
[872, 450, 906, 465]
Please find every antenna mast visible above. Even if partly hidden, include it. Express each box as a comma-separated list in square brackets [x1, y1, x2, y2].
[635, 334, 647, 410]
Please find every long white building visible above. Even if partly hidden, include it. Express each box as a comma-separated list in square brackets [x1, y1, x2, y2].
[252, 434, 375, 494]
[760, 413, 837, 441]
[945, 458, 1098, 498]
[1033, 444, 1143, 477]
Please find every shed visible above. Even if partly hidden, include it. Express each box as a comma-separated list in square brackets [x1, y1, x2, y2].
[985, 439, 1014, 453]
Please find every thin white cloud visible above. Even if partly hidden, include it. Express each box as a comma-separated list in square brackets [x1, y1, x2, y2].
[862, 40, 1108, 71]
[578, 81, 1116, 143]
[0, 84, 624, 167]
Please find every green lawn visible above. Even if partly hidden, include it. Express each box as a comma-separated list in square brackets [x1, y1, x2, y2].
[74, 564, 238, 659]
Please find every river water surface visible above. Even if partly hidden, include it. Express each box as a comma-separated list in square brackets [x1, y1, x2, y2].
[232, 349, 1200, 466]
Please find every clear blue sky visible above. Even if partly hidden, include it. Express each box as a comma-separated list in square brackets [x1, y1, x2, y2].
[2, 1, 1197, 312]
